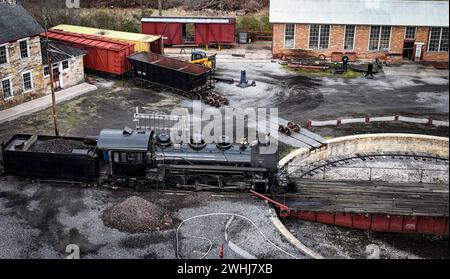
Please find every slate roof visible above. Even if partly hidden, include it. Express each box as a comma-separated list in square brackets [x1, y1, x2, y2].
[41, 40, 86, 65]
[0, 3, 44, 44]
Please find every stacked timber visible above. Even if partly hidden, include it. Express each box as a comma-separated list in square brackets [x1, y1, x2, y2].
[281, 179, 449, 217]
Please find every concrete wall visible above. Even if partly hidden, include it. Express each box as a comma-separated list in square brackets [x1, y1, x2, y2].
[0, 36, 46, 110]
[279, 134, 449, 168]
[272, 23, 449, 62]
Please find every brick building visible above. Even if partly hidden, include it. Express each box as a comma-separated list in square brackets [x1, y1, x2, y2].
[270, 0, 449, 62]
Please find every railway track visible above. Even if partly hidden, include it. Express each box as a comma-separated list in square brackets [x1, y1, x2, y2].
[287, 152, 449, 178]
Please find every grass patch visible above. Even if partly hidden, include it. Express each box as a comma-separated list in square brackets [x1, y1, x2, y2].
[283, 64, 361, 78]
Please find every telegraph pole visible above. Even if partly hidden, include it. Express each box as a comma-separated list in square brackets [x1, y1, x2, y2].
[44, 15, 59, 136]
[158, 0, 162, 16]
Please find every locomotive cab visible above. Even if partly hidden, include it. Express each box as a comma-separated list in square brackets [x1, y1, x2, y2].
[97, 128, 151, 178]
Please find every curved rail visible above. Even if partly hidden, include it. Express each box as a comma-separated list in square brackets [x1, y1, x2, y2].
[293, 153, 449, 178]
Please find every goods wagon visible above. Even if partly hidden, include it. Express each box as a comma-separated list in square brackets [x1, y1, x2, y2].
[1, 134, 99, 182]
[141, 16, 236, 46]
[51, 24, 163, 54]
[127, 52, 213, 93]
[43, 30, 135, 75]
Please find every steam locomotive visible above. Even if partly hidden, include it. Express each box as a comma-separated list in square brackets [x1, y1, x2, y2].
[0, 128, 289, 193]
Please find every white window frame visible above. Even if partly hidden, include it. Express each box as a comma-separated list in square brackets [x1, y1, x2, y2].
[18, 38, 30, 60]
[0, 43, 9, 65]
[368, 26, 392, 52]
[284, 23, 296, 49]
[343, 25, 356, 50]
[427, 27, 449, 52]
[43, 65, 50, 78]
[404, 26, 417, 40]
[308, 24, 331, 50]
[62, 60, 70, 71]
[22, 70, 34, 92]
[1, 77, 14, 100]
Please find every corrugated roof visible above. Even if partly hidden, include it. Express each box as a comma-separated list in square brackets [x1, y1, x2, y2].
[141, 16, 235, 24]
[0, 3, 44, 44]
[41, 40, 86, 65]
[44, 30, 134, 51]
[269, 0, 449, 27]
[52, 25, 161, 43]
[97, 129, 151, 151]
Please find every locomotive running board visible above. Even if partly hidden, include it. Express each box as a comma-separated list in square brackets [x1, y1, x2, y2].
[157, 164, 268, 173]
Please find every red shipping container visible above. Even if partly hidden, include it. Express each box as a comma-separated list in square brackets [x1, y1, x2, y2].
[43, 30, 135, 75]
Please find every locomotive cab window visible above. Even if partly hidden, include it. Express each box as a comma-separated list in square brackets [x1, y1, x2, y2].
[112, 152, 144, 164]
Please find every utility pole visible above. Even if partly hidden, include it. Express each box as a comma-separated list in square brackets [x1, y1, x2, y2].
[44, 15, 59, 136]
[158, 0, 162, 16]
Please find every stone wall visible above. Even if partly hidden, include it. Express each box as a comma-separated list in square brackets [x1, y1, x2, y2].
[43, 56, 85, 94]
[279, 134, 449, 169]
[0, 36, 46, 110]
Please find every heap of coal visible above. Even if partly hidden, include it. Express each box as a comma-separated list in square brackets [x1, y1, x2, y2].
[102, 196, 169, 234]
[30, 139, 87, 154]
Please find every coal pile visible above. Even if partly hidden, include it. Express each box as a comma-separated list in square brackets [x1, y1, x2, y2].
[30, 139, 87, 154]
[102, 196, 170, 234]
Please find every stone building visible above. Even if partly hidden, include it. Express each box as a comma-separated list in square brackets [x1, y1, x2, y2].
[270, 0, 449, 62]
[41, 41, 86, 94]
[0, 2, 46, 110]
[0, 2, 87, 111]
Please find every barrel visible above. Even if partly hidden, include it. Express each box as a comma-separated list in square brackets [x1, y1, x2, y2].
[238, 32, 249, 44]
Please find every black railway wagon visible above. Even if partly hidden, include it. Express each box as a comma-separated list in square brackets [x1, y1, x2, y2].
[127, 52, 213, 93]
[1, 135, 98, 182]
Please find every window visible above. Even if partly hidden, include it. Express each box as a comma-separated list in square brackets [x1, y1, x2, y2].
[113, 152, 120, 163]
[284, 24, 295, 49]
[344, 25, 356, 50]
[19, 39, 29, 59]
[428, 27, 449, 52]
[2, 78, 13, 99]
[369, 26, 391, 51]
[62, 60, 69, 70]
[0, 44, 8, 65]
[43, 66, 50, 77]
[22, 72, 33, 91]
[309, 24, 330, 49]
[405, 26, 416, 40]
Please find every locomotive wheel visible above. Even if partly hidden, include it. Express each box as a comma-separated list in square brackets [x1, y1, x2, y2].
[284, 127, 291, 136]
[165, 175, 183, 188]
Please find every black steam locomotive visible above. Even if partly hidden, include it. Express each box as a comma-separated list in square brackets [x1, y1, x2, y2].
[0, 128, 289, 193]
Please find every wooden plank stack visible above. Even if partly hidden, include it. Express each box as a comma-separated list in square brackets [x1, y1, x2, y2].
[278, 179, 449, 217]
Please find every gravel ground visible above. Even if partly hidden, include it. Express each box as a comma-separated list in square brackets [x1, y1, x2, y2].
[0, 180, 304, 259]
[289, 156, 449, 183]
[284, 219, 449, 259]
[102, 196, 170, 234]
